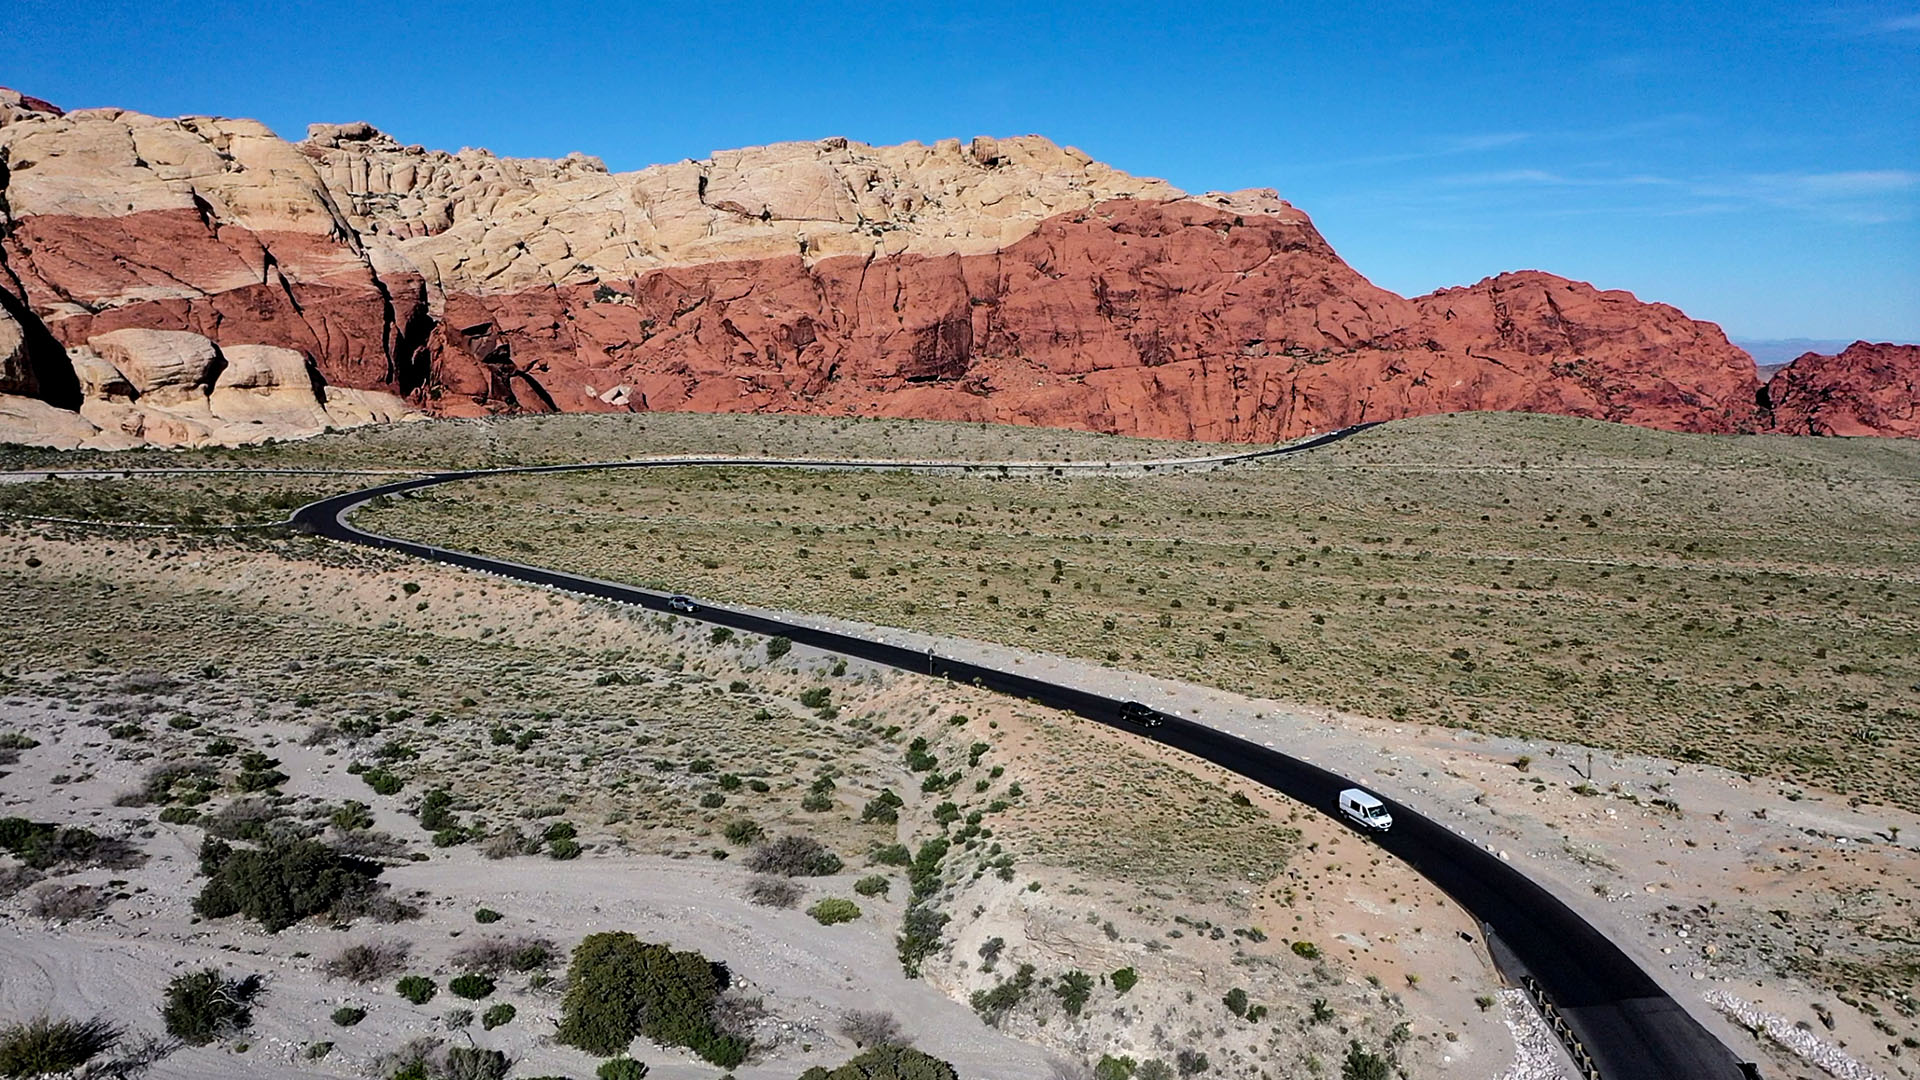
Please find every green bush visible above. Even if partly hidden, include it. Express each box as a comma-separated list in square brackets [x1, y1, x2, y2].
[896, 903, 949, 978]
[765, 636, 793, 661]
[807, 898, 861, 925]
[481, 1003, 516, 1031]
[0, 818, 133, 871]
[475, 907, 503, 924]
[853, 874, 890, 897]
[1223, 987, 1248, 1018]
[1290, 940, 1321, 960]
[1111, 967, 1139, 995]
[860, 790, 903, 824]
[722, 819, 764, 845]
[556, 932, 747, 1067]
[418, 790, 457, 831]
[442, 1047, 510, 1080]
[361, 768, 403, 796]
[396, 975, 436, 1005]
[799, 1046, 958, 1080]
[449, 973, 495, 1000]
[970, 964, 1034, 1025]
[870, 843, 910, 866]
[191, 839, 381, 932]
[1055, 970, 1094, 1018]
[745, 835, 842, 877]
[0, 1016, 120, 1077]
[330, 1006, 366, 1027]
[1341, 1042, 1391, 1080]
[160, 969, 261, 1046]
[1096, 1055, 1138, 1080]
[597, 1059, 648, 1080]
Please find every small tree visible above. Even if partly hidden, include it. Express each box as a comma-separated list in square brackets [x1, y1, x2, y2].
[799, 1046, 958, 1080]
[837, 1009, 907, 1048]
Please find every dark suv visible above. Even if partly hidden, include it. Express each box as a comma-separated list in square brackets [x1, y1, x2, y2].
[1117, 701, 1161, 727]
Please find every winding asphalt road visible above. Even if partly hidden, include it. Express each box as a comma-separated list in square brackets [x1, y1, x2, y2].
[287, 425, 1755, 1080]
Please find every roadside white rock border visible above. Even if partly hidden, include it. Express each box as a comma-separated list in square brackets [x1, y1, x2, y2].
[1498, 988, 1571, 1080]
[1705, 990, 1883, 1080]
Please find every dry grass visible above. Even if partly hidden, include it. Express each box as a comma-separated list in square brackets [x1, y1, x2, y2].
[359, 411, 1920, 810]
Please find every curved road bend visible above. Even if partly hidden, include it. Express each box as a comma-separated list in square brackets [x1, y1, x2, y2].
[288, 424, 1753, 1080]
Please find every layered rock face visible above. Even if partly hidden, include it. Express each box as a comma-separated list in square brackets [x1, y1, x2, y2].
[0, 89, 1897, 449]
[1765, 342, 1920, 437]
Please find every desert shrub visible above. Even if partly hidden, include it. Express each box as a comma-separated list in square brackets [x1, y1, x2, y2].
[192, 838, 382, 932]
[160, 969, 261, 1046]
[555, 932, 747, 1066]
[1055, 971, 1094, 1018]
[28, 883, 108, 921]
[481, 1003, 516, 1031]
[157, 806, 199, 825]
[118, 762, 214, 807]
[418, 789, 458, 831]
[0, 818, 142, 871]
[742, 875, 802, 908]
[337, 886, 422, 924]
[1290, 940, 1321, 960]
[474, 907, 503, 924]
[546, 821, 582, 860]
[449, 974, 495, 1000]
[441, 1046, 510, 1080]
[596, 1060, 648, 1080]
[0, 732, 40, 751]
[808, 898, 861, 925]
[1341, 1041, 1391, 1080]
[896, 903, 948, 978]
[481, 826, 536, 859]
[203, 798, 300, 843]
[870, 843, 910, 866]
[837, 1009, 907, 1049]
[765, 636, 792, 661]
[860, 790, 903, 825]
[1134, 1063, 1174, 1080]
[1174, 1050, 1209, 1077]
[0, 866, 42, 899]
[970, 964, 1035, 1025]
[329, 828, 411, 864]
[747, 835, 842, 877]
[1111, 966, 1138, 994]
[1223, 988, 1248, 1018]
[853, 874, 890, 897]
[799, 1046, 958, 1080]
[452, 935, 557, 975]
[373, 1036, 441, 1080]
[361, 767, 404, 796]
[323, 940, 411, 983]
[721, 819, 764, 845]
[798, 687, 832, 709]
[0, 1016, 120, 1077]
[330, 1006, 366, 1027]
[1095, 1055, 1138, 1080]
[396, 975, 437, 1005]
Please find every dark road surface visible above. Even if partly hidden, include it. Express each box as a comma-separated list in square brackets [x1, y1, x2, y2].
[289, 426, 1754, 1080]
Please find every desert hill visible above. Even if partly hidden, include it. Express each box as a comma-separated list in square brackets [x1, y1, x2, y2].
[0, 87, 1910, 448]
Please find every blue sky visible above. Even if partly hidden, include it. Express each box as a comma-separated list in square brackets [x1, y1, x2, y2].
[8, 0, 1917, 340]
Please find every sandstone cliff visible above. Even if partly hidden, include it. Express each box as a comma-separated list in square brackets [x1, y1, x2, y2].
[1764, 342, 1920, 437]
[0, 89, 1891, 449]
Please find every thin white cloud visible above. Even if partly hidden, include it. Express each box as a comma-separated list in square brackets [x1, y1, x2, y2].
[1404, 167, 1917, 225]
[1876, 12, 1920, 30]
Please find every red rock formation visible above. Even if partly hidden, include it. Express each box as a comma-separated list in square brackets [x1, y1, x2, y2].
[433, 200, 1763, 440]
[1765, 343, 1920, 437]
[3, 90, 1906, 448]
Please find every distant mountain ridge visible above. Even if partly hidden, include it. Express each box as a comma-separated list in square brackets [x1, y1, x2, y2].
[1, 87, 1912, 448]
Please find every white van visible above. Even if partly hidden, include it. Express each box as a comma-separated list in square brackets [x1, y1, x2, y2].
[1339, 788, 1393, 831]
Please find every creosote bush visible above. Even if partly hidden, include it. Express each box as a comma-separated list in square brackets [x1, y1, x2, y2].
[448, 973, 496, 1000]
[743, 875, 803, 908]
[193, 837, 383, 932]
[556, 932, 747, 1067]
[799, 1046, 958, 1080]
[160, 969, 262, 1046]
[322, 940, 411, 983]
[397, 976, 437, 1005]
[746, 834, 842, 877]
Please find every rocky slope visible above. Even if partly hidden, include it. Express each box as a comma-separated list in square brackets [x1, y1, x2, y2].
[1763, 342, 1920, 437]
[0, 88, 1899, 448]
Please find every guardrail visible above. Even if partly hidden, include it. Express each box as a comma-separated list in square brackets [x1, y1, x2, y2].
[1521, 974, 1604, 1080]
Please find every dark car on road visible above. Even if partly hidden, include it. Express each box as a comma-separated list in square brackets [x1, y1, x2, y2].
[1117, 700, 1161, 727]
[666, 594, 698, 613]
